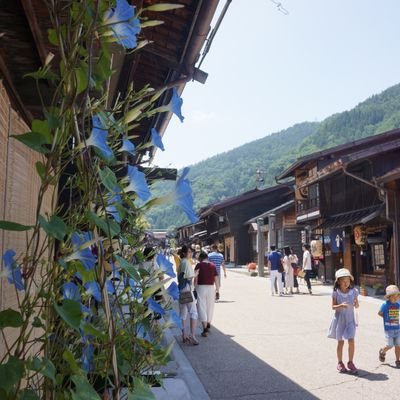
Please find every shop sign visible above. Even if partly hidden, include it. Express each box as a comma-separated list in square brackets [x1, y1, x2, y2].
[354, 225, 367, 246]
[311, 239, 323, 258]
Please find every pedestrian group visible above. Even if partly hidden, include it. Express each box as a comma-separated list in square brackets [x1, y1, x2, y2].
[176, 243, 226, 345]
[266, 244, 400, 372]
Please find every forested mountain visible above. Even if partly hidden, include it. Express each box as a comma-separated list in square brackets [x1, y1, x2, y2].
[147, 83, 400, 229]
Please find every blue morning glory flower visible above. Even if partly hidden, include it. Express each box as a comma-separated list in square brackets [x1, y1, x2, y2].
[106, 189, 122, 223]
[106, 280, 116, 295]
[84, 281, 102, 302]
[124, 166, 151, 202]
[119, 138, 136, 156]
[170, 88, 184, 122]
[110, 263, 121, 281]
[151, 128, 165, 151]
[2, 249, 24, 291]
[136, 324, 151, 340]
[147, 297, 165, 316]
[127, 278, 142, 300]
[86, 115, 114, 160]
[153, 88, 184, 122]
[168, 309, 182, 329]
[69, 231, 97, 270]
[175, 167, 198, 223]
[81, 334, 94, 373]
[104, 0, 141, 49]
[156, 253, 176, 278]
[167, 282, 179, 301]
[62, 282, 81, 301]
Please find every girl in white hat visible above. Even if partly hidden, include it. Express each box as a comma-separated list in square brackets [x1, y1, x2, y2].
[378, 285, 400, 368]
[327, 268, 360, 374]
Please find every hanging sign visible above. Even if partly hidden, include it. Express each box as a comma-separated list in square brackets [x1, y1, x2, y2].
[354, 225, 367, 246]
[311, 239, 323, 258]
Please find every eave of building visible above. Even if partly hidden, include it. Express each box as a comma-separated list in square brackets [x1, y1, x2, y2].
[0, 0, 220, 163]
[276, 128, 400, 181]
[200, 183, 294, 218]
[245, 200, 295, 225]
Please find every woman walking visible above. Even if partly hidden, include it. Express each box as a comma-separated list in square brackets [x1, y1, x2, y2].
[195, 252, 220, 337]
[178, 245, 199, 345]
[302, 244, 313, 295]
[283, 247, 294, 294]
[289, 248, 300, 294]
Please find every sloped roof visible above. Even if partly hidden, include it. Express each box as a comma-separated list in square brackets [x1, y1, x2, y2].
[199, 184, 293, 217]
[0, 0, 220, 159]
[245, 200, 295, 224]
[276, 129, 400, 180]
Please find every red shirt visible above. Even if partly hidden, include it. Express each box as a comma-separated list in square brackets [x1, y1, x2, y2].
[195, 262, 218, 285]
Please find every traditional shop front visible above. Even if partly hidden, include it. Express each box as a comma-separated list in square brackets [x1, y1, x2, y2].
[276, 129, 400, 287]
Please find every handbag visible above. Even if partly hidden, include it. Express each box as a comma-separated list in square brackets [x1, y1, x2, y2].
[179, 290, 193, 304]
[297, 269, 306, 279]
[278, 260, 284, 273]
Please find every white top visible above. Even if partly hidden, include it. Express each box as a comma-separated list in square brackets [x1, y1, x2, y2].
[303, 249, 312, 270]
[282, 255, 291, 273]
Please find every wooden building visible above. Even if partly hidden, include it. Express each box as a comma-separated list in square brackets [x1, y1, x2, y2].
[277, 129, 400, 287]
[178, 185, 293, 265]
[246, 200, 302, 263]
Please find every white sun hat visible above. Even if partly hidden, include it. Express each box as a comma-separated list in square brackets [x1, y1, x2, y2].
[335, 268, 354, 282]
[384, 285, 400, 299]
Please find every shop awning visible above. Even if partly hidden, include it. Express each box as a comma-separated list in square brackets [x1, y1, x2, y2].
[317, 204, 385, 229]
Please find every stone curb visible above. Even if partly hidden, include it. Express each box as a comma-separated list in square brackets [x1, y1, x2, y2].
[162, 327, 210, 400]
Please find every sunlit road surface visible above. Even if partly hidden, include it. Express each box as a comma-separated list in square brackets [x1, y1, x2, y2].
[177, 268, 398, 400]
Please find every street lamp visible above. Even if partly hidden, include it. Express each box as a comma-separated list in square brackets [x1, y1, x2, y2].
[257, 217, 264, 277]
[256, 169, 265, 189]
[268, 213, 276, 247]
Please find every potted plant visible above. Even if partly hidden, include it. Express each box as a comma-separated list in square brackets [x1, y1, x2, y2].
[372, 283, 384, 296]
[360, 284, 368, 296]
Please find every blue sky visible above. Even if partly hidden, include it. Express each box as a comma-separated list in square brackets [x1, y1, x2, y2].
[154, 0, 400, 169]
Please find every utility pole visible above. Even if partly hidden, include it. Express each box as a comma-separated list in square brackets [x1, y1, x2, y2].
[257, 217, 264, 277]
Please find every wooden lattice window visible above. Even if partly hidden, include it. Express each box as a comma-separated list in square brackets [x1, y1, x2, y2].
[371, 243, 385, 271]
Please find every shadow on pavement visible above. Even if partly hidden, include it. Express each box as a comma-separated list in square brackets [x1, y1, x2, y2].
[176, 326, 319, 400]
[355, 369, 388, 381]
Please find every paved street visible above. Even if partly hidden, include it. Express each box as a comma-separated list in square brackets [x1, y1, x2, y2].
[175, 269, 399, 400]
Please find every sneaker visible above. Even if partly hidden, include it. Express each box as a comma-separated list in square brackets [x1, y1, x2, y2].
[379, 349, 386, 362]
[207, 323, 211, 330]
[347, 361, 358, 374]
[337, 361, 347, 373]
[396, 360, 400, 368]
[201, 328, 208, 337]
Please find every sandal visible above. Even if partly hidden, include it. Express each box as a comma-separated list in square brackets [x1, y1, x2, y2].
[182, 334, 190, 344]
[379, 349, 386, 362]
[189, 337, 199, 345]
